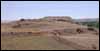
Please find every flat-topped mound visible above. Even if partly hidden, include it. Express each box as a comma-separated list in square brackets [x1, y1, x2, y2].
[1, 16, 99, 36]
[42, 16, 73, 22]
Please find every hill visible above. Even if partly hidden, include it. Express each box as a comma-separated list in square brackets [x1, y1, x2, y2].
[1, 16, 99, 50]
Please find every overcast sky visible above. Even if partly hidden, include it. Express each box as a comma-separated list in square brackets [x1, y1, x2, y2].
[1, 1, 99, 21]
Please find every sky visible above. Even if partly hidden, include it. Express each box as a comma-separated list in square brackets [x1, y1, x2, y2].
[1, 1, 99, 21]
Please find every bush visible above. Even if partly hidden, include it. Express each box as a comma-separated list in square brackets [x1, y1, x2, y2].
[76, 28, 83, 33]
[87, 27, 95, 31]
[20, 18, 25, 21]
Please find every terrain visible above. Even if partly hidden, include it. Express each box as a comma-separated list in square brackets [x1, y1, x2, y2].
[73, 18, 99, 28]
[1, 16, 99, 50]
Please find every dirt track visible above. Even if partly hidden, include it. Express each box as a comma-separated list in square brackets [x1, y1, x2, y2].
[52, 34, 99, 50]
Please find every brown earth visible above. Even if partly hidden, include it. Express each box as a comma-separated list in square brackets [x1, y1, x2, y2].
[1, 16, 99, 50]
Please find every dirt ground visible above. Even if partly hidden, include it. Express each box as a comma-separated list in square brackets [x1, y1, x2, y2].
[1, 17, 99, 50]
[58, 34, 99, 50]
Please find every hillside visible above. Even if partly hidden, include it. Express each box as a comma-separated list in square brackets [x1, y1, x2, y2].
[73, 18, 99, 28]
[1, 16, 99, 50]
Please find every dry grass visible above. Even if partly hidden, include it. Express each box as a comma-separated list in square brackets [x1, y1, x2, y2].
[60, 34, 99, 50]
[1, 36, 75, 50]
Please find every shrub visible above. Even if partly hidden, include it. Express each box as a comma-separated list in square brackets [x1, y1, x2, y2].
[20, 18, 25, 21]
[76, 28, 83, 33]
[87, 27, 95, 31]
